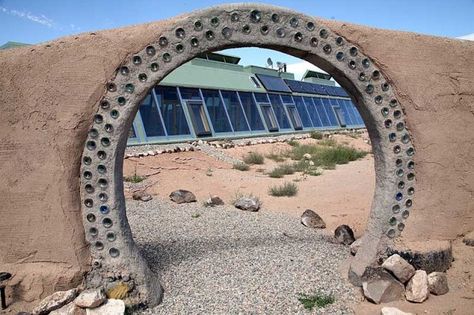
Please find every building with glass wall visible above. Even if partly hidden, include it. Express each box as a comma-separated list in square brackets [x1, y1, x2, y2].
[128, 52, 365, 145]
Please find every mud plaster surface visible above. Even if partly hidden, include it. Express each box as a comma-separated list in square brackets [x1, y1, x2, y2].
[0, 7, 473, 304]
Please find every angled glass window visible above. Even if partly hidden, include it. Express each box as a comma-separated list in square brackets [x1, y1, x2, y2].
[321, 98, 339, 126]
[335, 98, 355, 126]
[260, 104, 279, 132]
[220, 91, 250, 132]
[254, 92, 270, 103]
[238, 92, 265, 131]
[287, 106, 303, 130]
[292, 96, 313, 128]
[347, 100, 365, 125]
[139, 94, 166, 137]
[155, 86, 190, 136]
[178, 87, 202, 100]
[268, 94, 291, 129]
[307, 97, 327, 127]
[186, 101, 212, 137]
[280, 94, 293, 104]
[201, 89, 232, 133]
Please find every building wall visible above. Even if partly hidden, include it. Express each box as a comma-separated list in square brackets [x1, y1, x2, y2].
[0, 10, 473, 303]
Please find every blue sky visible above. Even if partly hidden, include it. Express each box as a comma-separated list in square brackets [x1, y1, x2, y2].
[1, 0, 473, 78]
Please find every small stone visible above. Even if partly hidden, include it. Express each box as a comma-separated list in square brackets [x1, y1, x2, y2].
[382, 254, 416, 283]
[463, 231, 474, 246]
[33, 289, 78, 315]
[405, 270, 429, 303]
[234, 196, 261, 212]
[301, 209, 326, 229]
[334, 225, 355, 245]
[204, 195, 224, 207]
[427, 272, 449, 295]
[350, 238, 362, 255]
[147, 150, 155, 156]
[303, 153, 312, 160]
[381, 307, 414, 315]
[362, 268, 405, 304]
[86, 299, 125, 315]
[308, 161, 315, 166]
[74, 288, 106, 308]
[132, 190, 152, 202]
[169, 189, 197, 204]
[50, 302, 85, 315]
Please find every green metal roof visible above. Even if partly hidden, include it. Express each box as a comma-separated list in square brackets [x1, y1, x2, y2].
[0, 41, 30, 50]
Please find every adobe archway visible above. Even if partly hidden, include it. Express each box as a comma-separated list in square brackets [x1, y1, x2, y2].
[80, 4, 415, 305]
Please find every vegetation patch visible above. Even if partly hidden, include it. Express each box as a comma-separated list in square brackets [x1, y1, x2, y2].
[243, 151, 265, 165]
[287, 140, 300, 147]
[268, 163, 296, 178]
[310, 131, 323, 140]
[269, 182, 298, 197]
[265, 151, 286, 162]
[233, 162, 250, 171]
[297, 292, 335, 310]
[124, 173, 146, 183]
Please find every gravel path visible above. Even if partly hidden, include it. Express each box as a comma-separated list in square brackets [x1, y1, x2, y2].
[127, 198, 360, 314]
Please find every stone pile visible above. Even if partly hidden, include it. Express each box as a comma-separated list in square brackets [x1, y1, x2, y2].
[362, 254, 449, 305]
[30, 288, 125, 315]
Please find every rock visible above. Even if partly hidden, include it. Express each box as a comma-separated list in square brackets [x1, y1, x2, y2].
[382, 254, 416, 283]
[463, 231, 474, 246]
[74, 289, 106, 309]
[350, 238, 362, 255]
[147, 150, 155, 156]
[50, 302, 85, 315]
[308, 161, 315, 166]
[427, 272, 449, 295]
[362, 268, 405, 304]
[33, 289, 78, 315]
[204, 195, 224, 207]
[381, 307, 414, 315]
[132, 190, 152, 202]
[301, 209, 326, 229]
[86, 299, 125, 315]
[405, 270, 429, 303]
[387, 240, 452, 273]
[334, 225, 355, 245]
[169, 189, 196, 204]
[303, 153, 312, 160]
[234, 196, 261, 212]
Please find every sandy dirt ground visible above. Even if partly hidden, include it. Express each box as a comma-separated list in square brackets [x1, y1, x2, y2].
[123, 132, 474, 314]
[124, 133, 374, 237]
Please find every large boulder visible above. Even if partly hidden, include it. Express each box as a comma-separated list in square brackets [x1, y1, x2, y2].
[301, 209, 326, 229]
[74, 288, 107, 308]
[463, 231, 474, 246]
[362, 268, 405, 304]
[334, 225, 355, 245]
[86, 299, 125, 315]
[427, 272, 449, 295]
[382, 254, 416, 283]
[33, 289, 78, 315]
[381, 307, 414, 315]
[169, 189, 197, 204]
[405, 270, 429, 303]
[234, 196, 261, 212]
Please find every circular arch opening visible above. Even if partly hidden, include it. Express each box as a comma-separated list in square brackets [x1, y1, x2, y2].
[80, 4, 415, 306]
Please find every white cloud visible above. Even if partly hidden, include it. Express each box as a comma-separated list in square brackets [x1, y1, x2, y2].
[0, 5, 54, 28]
[457, 33, 474, 41]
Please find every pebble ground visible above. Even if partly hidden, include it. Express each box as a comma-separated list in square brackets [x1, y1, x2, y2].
[127, 197, 360, 314]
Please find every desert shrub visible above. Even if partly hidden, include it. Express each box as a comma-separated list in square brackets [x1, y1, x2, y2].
[289, 143, 367, 169]
[233, 162, 250, 171]
[124, 174, 146, 183]
[319, 139, 337, 146]
[287, 140, 300, 147]
[268, 163, 295, 178]
[310, 131, 323, 140]
[297, 292, 335, 310]
[243, 151, 265, 165]
[269, 182, 298, 197]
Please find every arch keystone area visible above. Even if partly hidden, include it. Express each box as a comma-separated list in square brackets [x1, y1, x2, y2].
[0, 2, 473, 308]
